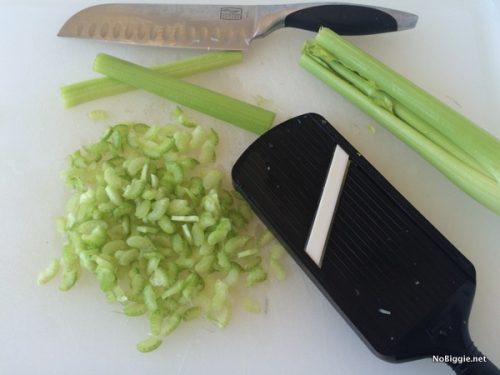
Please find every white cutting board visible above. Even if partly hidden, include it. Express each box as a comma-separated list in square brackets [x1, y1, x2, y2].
[1, 1, 499, 374]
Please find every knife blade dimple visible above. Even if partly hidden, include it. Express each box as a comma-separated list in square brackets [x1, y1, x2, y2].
[152, 26, 161, 42]
[176, 23, 188, 43]
[188, 26, 197, 43]
[200, 26, 209, 41]
[112, 23, 121, 39]
[134, 23, 145, 41]
[212, 27, 221, 42]
[163, 25, 174, 45]
[100, 23, 109, 39]
[76, 23, 84, 37]
[125, 23, 134, 40]
[88, 23, 97, 38]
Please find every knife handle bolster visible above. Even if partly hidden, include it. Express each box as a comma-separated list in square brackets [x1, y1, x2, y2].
[283, 4, 398, 35]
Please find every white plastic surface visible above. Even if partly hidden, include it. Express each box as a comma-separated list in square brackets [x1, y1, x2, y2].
[1, 1, 499, 374]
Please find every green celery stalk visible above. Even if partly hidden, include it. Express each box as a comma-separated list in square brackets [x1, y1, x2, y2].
[305, 43, 491, 178]
[93, 53, 275, 135]
[61, 51, 243, 108]
[300, 29, 500, 215]
[314, 27, 500, 182]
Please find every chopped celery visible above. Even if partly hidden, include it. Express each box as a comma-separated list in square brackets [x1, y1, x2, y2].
[237, 249, 259, 258]
[172, 106, 196, 128]
[173, 132, 191, 152]
[195, 255, 215, 274]
[136, 337, 162, 353]
[183, 306, 202, 321]
[217, 250, 231, 270]
[149, 310, 163, 336]
[105, 186, 122, 205]
[115, 249, 139, 266]
[270, 244, 285, 260]
[199, 140, 216, 163]
[224, 235, 250, 254]
[171, 215, 199, 222]
[88, 109, 108, 121]
[208, 306, 231, 328]
[211, 280, 229, 310]
[301, 27, 500, 214]
[59, 270, 78, 291]
[161, 280, 184, 299]
[242, 297, 261, 314]
[200, 242, 214, 255]
[270, 259, 286, 281]
[136, 226, 159, 234]
[181, 224, 193, 245]
[246, 266, 267, 287]
[147, 198, 170, 222]
[203, 169, 223, 190]
[127, 235, 155, 252]
[167, 199, 191, 215]
[61, 51, 244, 108]
[160, 314, 182, 336]
[158, 216, 175, 234]
[191, 223, 204, 247]
[123, 179, 146, 199]
[39, 119, 286, 353]
[93, 53, 275, 135]
[224, 267, 241, 286]
[242, 256, 262, 272]
[143, 284, 158, 311]
[124, 303, 147, 316]
[189, 126, 207, 149]
[37, 259, 60, 285]
[257, 229, 274, 247]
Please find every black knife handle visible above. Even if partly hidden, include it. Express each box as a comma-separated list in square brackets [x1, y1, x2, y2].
[284, 4, 398, 35]
[448, 346, 500, 375]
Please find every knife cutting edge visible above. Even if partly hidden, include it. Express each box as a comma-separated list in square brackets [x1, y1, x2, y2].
[57, 3, 418, 50]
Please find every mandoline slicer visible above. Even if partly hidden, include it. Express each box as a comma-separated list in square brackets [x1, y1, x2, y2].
[231, 113, 499, 374]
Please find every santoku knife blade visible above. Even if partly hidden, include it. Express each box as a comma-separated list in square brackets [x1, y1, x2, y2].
[58, 3, 418, 50]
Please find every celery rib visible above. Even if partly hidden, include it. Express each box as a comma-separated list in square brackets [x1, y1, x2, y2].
[93, 53, 275, 135]
[314, 28, 500, 183]
[301, 29, 500, 214]
[320, 51, 493, 179]
[61, 51, 243, 108]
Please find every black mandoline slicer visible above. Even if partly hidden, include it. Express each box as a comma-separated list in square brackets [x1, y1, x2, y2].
[232, 113, 499, 374]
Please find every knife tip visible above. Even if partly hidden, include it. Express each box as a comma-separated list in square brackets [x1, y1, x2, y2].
[57, 17, 77, 38]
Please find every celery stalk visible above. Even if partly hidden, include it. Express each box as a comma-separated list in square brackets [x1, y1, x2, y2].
[301, 29, 500, 214]
[61, 51, 243, 108]
[309, 46, 492, 178]
[93, 53, 275, 135]
[314, 28, 500, 182]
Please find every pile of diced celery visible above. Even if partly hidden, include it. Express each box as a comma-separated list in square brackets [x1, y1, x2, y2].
[38, 110, 285, 352]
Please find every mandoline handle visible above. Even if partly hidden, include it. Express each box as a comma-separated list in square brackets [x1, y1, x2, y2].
[284, 4, 399, 35]
[448, 345, 500, 375]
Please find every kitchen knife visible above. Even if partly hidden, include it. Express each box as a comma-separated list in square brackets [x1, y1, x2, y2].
[232, 113, 500, 374]
[58, 3, 418, 50]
